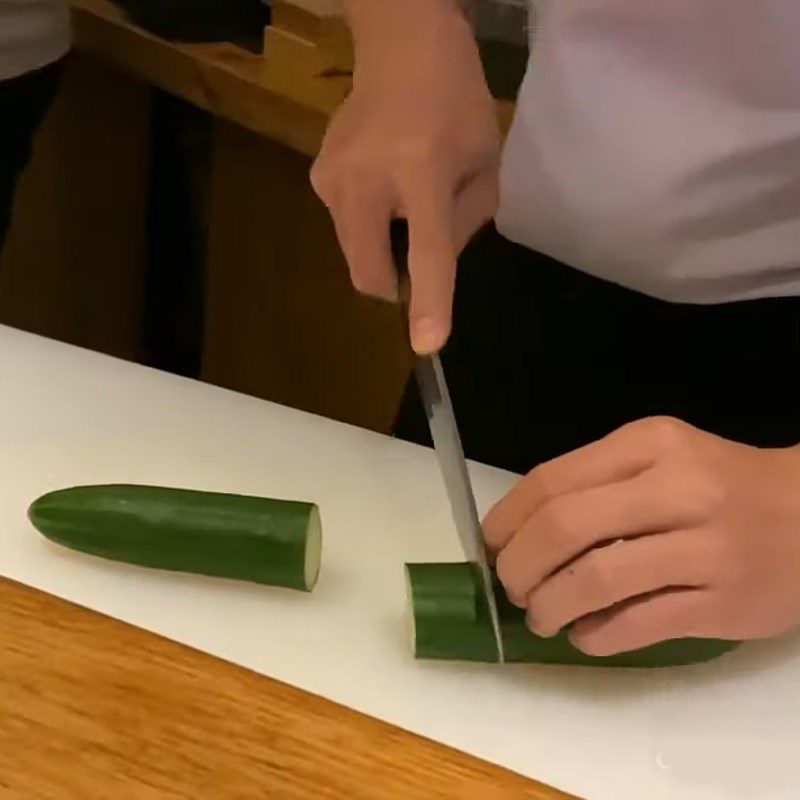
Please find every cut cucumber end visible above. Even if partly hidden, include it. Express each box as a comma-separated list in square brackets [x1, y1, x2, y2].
[303, 504, 322, 591]
[404, 566, 417, 656]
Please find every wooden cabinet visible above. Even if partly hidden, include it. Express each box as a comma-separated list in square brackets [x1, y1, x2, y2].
[1, 0, 520, 433]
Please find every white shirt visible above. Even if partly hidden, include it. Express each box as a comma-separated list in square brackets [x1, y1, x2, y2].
[497, 0, 800, 303]
[0, 0, 70, 81]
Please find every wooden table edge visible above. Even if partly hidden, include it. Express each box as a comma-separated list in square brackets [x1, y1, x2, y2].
[1, 575, 578, 798]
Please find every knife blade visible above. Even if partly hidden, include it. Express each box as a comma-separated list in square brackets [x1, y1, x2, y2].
[391, 220, 505, 663]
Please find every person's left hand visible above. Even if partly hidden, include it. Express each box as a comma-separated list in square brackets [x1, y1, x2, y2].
[483, 416, 800, 656]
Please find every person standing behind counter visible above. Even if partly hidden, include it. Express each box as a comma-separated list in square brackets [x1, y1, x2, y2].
[312, 0, 800, 657]
[0, 0, 69, 250]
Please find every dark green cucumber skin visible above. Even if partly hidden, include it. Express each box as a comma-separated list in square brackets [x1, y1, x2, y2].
[407, 563, 740, 667]
[29, 485, 317, 591]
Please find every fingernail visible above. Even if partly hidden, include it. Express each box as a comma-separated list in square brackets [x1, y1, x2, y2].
[526, 615, 543, 636]
[411, 317, 444, 355]
[526, 612, 555, 638]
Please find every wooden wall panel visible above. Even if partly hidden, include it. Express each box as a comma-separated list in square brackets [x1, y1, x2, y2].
[0, 53, 151, 362]
[202, 120, 411, 433]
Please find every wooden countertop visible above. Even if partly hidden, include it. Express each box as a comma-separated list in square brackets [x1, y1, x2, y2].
[70, 0, 516, 158]
[0, 577, 574, 798]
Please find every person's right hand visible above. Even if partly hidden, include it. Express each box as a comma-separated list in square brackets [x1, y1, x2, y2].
[311, 5, 500, 354]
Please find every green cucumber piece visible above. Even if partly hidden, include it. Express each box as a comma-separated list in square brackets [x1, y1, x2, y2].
[29, 484, 322, 591]
[406, 562, 740, 667]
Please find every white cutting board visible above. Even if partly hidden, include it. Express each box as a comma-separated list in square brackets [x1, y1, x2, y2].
[1, 324, 799, 800]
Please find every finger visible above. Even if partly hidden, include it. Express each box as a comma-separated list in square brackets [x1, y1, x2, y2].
[484, 421, 660, 552]
[569, 587, 713, 656]
[526, 528, 714, 637]
[494, 466, 709, 607]
[402, 174, 457, 354]
[329, 182, 398, 301]
[452, 170, 499, 254]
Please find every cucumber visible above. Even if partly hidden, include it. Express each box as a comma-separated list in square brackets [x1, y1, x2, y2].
[406, 562, 740, 667]
[29, 485, 322, 591]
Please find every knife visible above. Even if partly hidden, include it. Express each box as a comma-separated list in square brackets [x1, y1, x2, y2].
[390, 220, 506, 663]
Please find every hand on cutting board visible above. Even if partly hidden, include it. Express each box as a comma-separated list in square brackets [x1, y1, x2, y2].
[310, 3, 500, 354]
[483, 416, 800, 656]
